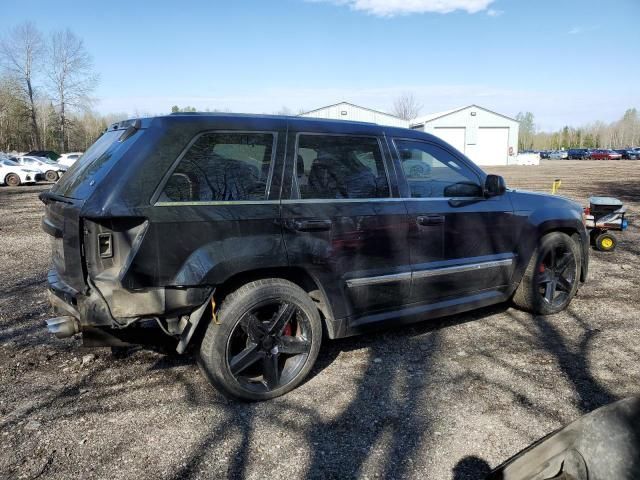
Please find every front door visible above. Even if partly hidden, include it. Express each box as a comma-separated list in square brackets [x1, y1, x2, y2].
[281, 128, 411, 321]
[392, 138, 516, 304]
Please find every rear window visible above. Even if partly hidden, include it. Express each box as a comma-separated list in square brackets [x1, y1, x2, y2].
[51, 128, 142, 199]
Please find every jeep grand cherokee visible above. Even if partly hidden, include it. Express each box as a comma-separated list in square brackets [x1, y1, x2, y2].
[41, 113, 589, 401]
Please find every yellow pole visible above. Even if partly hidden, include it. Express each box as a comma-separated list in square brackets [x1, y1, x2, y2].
[551, 179, 562, 194]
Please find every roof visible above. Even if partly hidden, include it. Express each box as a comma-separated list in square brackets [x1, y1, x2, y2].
[164, 111, 378, 127]
[410, 104, 518, 126]
[299, 101, 402, 119]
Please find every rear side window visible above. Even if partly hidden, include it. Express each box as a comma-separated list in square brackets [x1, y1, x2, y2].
[161, 132, 275, 202]
[295, 134, 390, 200]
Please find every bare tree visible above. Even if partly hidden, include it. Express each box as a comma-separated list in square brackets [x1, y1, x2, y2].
[392, 92, 422, 121]
[0, 22, 44, 149]
[46, 29, 97, 152]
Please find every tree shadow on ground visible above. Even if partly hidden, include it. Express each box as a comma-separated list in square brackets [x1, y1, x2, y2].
[591, 180, 640, 204]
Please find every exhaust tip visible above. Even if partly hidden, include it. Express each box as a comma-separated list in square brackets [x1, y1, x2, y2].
[46, 316, 79, 338]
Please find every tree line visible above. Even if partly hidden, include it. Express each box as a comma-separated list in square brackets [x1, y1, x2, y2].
[0, 22, 109, 153]
[517, 108, 640, 151]
[2, 24, 637, 157]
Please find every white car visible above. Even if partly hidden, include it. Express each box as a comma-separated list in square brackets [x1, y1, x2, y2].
[14, 156, 67, 182]
[58, 152, 83, 167]
[0, 158, 39, 186]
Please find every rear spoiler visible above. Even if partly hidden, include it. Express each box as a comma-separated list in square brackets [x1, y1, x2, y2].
[39, 191, 73, 205]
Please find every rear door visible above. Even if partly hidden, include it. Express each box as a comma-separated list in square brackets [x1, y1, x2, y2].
[392, 138, 516, 304]
[280, 125, 410, 320]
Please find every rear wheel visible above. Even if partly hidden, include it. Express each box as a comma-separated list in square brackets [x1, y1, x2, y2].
[513, 232, 580, 315]
[5, 173, 21, 187]
[45, 170, 59, 182]
[198, 279, 322, 401]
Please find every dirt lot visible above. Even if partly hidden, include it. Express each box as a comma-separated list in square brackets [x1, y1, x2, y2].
[1, 160, 639, 480]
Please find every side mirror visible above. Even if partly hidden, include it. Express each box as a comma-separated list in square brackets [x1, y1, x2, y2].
[484, 174, 506, 197]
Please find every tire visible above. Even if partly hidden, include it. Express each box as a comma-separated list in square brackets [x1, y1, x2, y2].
[513, 232, 581, 315]
[5, 173, 21, 187]
[595, 232, 617, 252]
[45, 170, 59, 182]
[198, 278, 322, 401]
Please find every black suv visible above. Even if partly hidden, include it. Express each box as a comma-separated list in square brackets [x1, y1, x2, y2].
[41, 114, 589, 401]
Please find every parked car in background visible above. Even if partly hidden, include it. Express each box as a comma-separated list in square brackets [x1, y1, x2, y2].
[614, 149, 640, 160]
[539, 150, 550, 159]
[567, 148, 591, 159]
[589, 149, 623, 160]
[14, 156, 67, 182]
[26, 150, 60, 161]
[41, 113, 589, 401]
[58, 152, 84, 167]
[0, 158, 39, 186]
[548, 150, 569, 159]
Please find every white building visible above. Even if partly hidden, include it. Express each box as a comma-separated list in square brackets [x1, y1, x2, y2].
[410, 105, 519, 166]
[299, 102, 520, 166]
[299, 101, 409, 128]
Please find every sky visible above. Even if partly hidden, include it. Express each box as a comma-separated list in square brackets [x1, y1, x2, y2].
[4, 0, 640, 131]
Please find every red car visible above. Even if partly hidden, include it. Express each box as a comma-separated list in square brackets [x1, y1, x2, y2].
[590, 149, 623, 160]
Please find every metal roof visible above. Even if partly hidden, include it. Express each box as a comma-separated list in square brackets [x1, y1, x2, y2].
[410, 104, 519, 126]
[299, 101, 402, 120]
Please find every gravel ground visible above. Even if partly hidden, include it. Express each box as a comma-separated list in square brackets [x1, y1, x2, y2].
[1, 160, 639, 480]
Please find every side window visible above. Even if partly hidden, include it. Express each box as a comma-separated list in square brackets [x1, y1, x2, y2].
[295, 134, 390, 200]
[394, 140, 482, 198]
[161, 132, 275, 202]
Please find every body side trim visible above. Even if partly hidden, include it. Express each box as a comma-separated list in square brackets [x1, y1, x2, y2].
[345, 258, 513, 288]
[412, 258, 513, 279]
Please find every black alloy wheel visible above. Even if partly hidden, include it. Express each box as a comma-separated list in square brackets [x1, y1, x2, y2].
[227, 301, 312, 393]
[513, 232, 581, 315]
[535, 243, 577, 309]
[198, 278, 322, 401]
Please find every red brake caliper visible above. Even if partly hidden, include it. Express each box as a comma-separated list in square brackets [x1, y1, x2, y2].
[539, 264, 545, 273]
[283, 322, 293, 337]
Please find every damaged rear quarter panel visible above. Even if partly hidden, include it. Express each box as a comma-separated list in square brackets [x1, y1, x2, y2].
[126, 203, 287, 287]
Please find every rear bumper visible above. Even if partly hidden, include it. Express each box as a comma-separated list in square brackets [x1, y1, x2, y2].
[47, 269, 114, 328]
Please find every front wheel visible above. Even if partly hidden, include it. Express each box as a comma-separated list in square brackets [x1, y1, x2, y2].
[198, 279, 322, 401]
[513, 232, 581, 315]
[45, 170, 59, 182]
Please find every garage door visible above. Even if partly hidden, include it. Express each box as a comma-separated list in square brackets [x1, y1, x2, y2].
[433, 127, 466, 153]
[475, 127, 509, 166]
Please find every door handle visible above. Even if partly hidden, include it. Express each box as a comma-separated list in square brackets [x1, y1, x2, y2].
[417, 215, 444, 226]
[293, 219, 333, 232]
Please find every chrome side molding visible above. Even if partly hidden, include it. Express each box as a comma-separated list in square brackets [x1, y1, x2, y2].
[345, 271, 411, 288]
[412, 258, 513, 279]
[346, 258, 513, 288]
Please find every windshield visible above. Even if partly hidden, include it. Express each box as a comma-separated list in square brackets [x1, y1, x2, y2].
[1, 159, 19, 166]
[51, 128, 143, 199]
